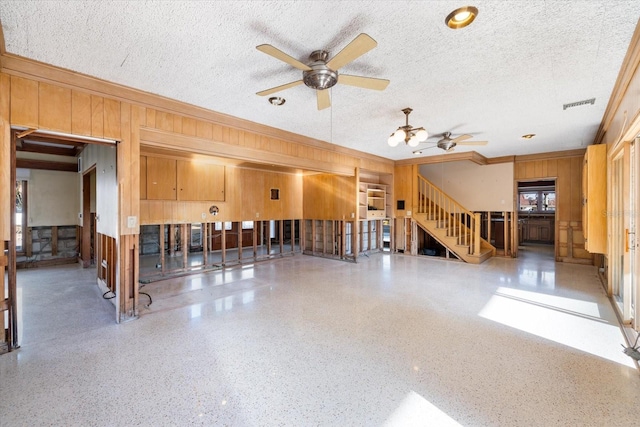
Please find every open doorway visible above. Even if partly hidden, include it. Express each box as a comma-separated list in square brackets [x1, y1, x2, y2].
[9, 130, 116, 347]
[516, 180, 556, 259]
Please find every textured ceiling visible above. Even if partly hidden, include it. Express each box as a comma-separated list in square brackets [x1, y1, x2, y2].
[0, 1, 638, 161]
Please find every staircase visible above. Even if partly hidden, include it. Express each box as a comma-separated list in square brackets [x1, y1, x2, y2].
[414, 175, 495, 264]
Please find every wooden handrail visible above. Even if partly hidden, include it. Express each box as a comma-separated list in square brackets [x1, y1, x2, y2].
[416, 175, 480, 255]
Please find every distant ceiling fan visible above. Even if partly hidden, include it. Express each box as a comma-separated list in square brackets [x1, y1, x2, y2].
[424, 132, 488, 152]
[255, 33, 390, 110]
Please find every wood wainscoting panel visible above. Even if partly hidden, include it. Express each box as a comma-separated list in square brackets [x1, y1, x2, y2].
[38, 82, 71, 133]
[10, 75, 38, 128]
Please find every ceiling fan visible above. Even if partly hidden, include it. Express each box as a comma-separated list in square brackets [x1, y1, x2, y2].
[255, 33, 390, 110]
[424, 132, 488, 152]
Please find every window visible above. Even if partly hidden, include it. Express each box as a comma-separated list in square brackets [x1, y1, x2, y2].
[518, 190, 555, 213]
[214, 222, 233, 231]
[242, 221, 254, 229]
[16, 180, 26, 253]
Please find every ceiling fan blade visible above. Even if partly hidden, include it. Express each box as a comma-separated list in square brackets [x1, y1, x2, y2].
[338, 74, 390, 91]
[317, 89, 331, 110]
[256, 80, 303, 96]
[451, 134, 473, 143]
[326, 33, 377, 70]
[456, 141, 489, 146]
[256, 44, 312, 71]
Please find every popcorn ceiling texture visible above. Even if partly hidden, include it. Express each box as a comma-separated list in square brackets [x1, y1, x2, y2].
[0, 1, 637, 160]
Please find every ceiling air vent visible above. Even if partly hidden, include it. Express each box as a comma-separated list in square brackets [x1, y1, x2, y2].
[563, 98, 595, 110]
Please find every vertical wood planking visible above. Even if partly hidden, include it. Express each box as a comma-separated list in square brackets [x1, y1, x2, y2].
[145, 108, 156, 128]
[90, 95, 104, 137]
[71, 90, 92, 136]
[10, 76, 38, 128]
[182, 117, 196, 136]
[38, 82, 71, 133]
[155, 111, 173, 132]
[0, 73, 10, 240]
[103, 98, 121, 139]
[196, 120, 213, 139]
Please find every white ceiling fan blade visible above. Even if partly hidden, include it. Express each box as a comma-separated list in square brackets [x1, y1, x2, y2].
[256, 44, 311, 71]
[317, 89, 331, 110]
[338, 74, 390, 91]
[326, 33, 377, 70]
[451, 134, 473, 143]
[256, 80, 303, 96]
[456, 140, 489, 146]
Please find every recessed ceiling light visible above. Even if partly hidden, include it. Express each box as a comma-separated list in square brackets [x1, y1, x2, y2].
[445, 6, 478, 29]
[268, 97, 285, 106]
[522, 134, 536, 139]
[413, 150, 423, 155]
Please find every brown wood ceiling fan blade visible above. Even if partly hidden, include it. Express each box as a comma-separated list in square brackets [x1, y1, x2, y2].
[256, 80, 303, 96]
[317, 89, 331, 110]
[338, 74, 390, 91]
[256, 44, 311, 71]
[326, 33, 377, 70]
[458, 141, 488, 146]
[451, 134, 473, 143]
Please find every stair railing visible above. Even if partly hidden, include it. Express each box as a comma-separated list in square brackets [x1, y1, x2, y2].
[416, 175, 482, 255]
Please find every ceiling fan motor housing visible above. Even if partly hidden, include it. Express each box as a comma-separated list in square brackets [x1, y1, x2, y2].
[303, 50, 338, 90]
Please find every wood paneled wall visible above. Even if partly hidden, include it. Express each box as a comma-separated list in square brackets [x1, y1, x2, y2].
[515, 153, 591, 261]
[393, 165, 415, 218]
[140, 164, 302, 224]
[303, 173, 357, 220]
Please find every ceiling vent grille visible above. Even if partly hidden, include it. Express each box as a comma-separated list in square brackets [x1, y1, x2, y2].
[563, 98, 595, 110]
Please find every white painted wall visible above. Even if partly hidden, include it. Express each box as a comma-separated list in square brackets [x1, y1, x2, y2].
[79, 144, 118, 238]
[420, 161, 514, 211]
[27, 170, 80, 226]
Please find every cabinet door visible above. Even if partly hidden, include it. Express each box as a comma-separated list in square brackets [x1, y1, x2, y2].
[177, 160, 225, 201]
[146, 157, 176, 200]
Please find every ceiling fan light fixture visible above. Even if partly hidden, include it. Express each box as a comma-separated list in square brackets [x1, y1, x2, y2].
[388, 134, 400, 147]
[389, 108, 428, 148]
[522, 133, 536, 139]
[415, 128, 428, 142]
[446, 6, 478, 29]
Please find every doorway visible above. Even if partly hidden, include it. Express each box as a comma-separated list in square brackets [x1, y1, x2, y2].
[7, 129, 117, 348]
[516, 180, 557, 258]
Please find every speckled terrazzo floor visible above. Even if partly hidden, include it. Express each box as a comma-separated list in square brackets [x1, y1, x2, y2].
[1, 246, 639, 426]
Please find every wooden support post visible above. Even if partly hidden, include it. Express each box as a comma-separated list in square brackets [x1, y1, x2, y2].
[167, 224, 174, 256]
[203, 222, 208, 266]
[474, 213, 482, 255]
[25, 227, 32, 257]
[160, 224, 165, 274]
[253, 221, 258, 259]
[221, 224, 226, 265]
[503, 211, 509, 256]
[487, 211, 492, 246]
[181, 224, 188, 270]
[311, 220, 316, 255]
[341, 221, 346, 258]
[353, 220, 359, 261]
[51, 225, 58, 256]
[279, 219, 284, 255]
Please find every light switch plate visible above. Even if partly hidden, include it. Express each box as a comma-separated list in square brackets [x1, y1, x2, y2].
[127, 216, 137, 228]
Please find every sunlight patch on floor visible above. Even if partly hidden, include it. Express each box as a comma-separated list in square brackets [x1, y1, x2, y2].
[384, 391, 462, 427]
[479, 287, 635, 368]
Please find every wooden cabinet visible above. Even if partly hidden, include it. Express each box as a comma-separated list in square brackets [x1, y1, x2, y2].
[520, 217, 554, 243]
[583, 144, 607, 253]
[359, 183, 387, 219]
[146, 157, 176, 200]
[177, 160, 225, 201]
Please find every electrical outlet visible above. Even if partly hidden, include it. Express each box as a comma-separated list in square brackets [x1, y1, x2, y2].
[256, 212, 260, 218]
